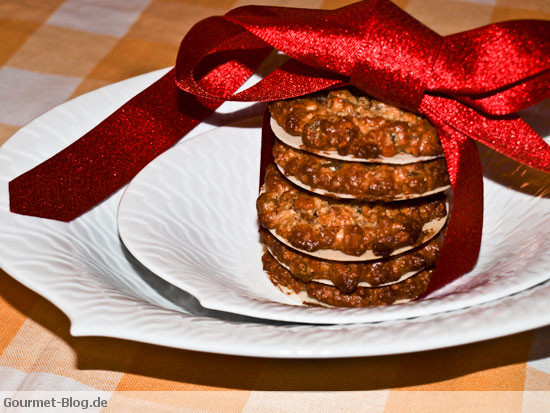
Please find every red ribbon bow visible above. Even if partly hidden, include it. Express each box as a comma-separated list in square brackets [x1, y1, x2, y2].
[9, 0, 550, 293]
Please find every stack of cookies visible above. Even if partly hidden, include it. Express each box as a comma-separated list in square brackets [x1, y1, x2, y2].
[256, 90, 450, 307]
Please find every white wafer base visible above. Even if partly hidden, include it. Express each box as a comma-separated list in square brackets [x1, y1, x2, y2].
[271, 116, 442, 165]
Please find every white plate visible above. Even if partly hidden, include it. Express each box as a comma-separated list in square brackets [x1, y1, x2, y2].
[117, 115, 550, 324]
[1, 68, 549, 357]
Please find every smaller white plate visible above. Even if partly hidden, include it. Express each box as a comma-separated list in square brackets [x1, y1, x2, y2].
[117, 119, 550, 325]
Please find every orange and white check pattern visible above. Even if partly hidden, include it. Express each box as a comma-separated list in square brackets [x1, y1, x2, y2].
[1, 0, 549, 411]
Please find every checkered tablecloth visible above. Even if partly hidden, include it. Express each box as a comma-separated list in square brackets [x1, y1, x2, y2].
[1, 0, 549, 411]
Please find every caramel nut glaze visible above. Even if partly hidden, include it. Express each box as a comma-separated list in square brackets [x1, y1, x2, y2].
[257, 165, 448, 258]
[273, 139, 450, 201]
[268, 89, 444, 161]
[262, 251, 433, 308]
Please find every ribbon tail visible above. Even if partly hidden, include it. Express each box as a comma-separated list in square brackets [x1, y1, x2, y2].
[422, 94, 550, 172]
[8, 70, 207, 221]
[456, 70, 550, 115]
[423, 117, 484, 295]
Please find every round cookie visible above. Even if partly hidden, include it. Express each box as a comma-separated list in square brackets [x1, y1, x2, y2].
[262, 251, 433, 307]
[260, 229, 443, 293]
[269, 89, 444, 164]
[257, 165, 448, 261]
[273, 140, 450, 201]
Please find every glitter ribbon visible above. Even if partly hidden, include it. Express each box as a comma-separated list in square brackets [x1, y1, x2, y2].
[9, 0, 550, 293]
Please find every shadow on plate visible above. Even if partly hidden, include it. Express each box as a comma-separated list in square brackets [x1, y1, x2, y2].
[1, 268, 548, 390]
[121, 241, 290, 326]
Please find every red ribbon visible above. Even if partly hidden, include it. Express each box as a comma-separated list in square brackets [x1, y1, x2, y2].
[9, 0, 550, 294]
